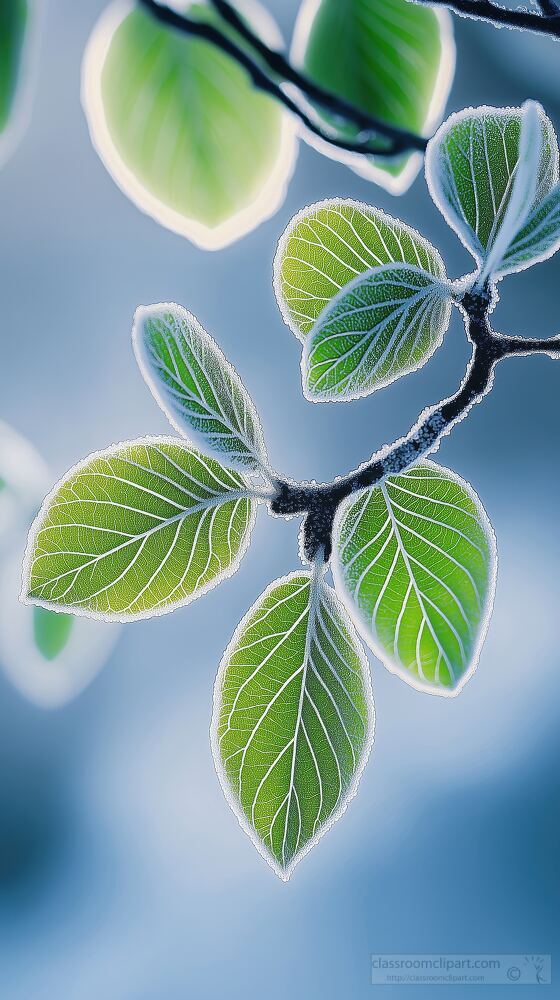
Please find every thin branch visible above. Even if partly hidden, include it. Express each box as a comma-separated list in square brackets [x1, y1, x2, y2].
[495, 331, 560, 355]
[270, 291, 560, 560]
[138, 0, 560, 169]
[136, 0, 560, 558]
[208, 0, 427, 152]
[138, 0, 426, 157]
[413, 0, 560, 38]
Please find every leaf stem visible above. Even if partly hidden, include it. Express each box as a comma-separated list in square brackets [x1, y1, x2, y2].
[270, 290, 560, 561]
[137, 0, 426, 158]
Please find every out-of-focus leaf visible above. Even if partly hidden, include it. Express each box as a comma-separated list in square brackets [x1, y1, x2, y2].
[291, 0, 454, 193]
[0, 546, 120, 707]
[0, 421, 49, 550]
[82, 0, 297, 249]
[0, 0, 28, 162]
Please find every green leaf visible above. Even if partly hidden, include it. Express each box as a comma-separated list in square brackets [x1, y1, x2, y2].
[82, 0, 297, 249]
[133, 302, 268, 472]
[497, 182, 560, 277]
[291, 0, 454, 193]
[33, 606, 74, 661]
[274, 198, 446, 341]
[0, 547, 120, 707]
[213, 569, 374, 880]
[332, 463, 496, 696]
[478, 101, 543, 281]
[426, 103, 559, 271]
[23, 437, 256, 621]
[303, 263, 452, 402]
[0, 0, 27, 155]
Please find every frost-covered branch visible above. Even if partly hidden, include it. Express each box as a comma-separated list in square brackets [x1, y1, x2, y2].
[270, 290, 560, 560]
[415, 0, 560, 37]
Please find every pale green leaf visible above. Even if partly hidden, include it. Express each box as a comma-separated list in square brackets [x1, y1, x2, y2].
[479, 101, 543, 281]
[332, 462, 496, 695]
[426, 103, 559, 270]
[497, 182, 560, 277]
[23, 437, 256, 621]
[82, 0, 297, 249]
[133, 302, 268, 472]
[291, 0, 454, 193]
[213, 569, 374, 880]
[0, 546, 120, 707]
[274, 198, 446, 341]
[303, 263, 452, 402]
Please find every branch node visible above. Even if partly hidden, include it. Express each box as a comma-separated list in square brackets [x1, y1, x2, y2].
[302, 502, 338, 563]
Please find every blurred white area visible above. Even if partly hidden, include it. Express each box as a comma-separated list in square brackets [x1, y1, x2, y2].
[0, 421, 48, 550]
[0, 543, 121, 708]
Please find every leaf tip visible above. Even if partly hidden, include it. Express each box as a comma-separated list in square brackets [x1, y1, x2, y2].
[132, 299, 176, 339]
[273, 862, 293, 884]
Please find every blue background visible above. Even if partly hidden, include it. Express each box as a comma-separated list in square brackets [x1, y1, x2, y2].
[1, 2, 559, 997]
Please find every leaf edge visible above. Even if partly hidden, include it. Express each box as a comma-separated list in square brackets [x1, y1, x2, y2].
[80, 0, 299, 250]
[132, 301, 269, 473]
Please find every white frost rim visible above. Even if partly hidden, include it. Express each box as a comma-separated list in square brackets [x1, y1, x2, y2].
[331, 459, 498, 699]
[132, 301, 270, 475]
[478, 101, 543, 283]
[1, 545, 121, 709]
[210, 568, 375, 882]
[81, 0, 299, 250]
[425, 102, 560, 270]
